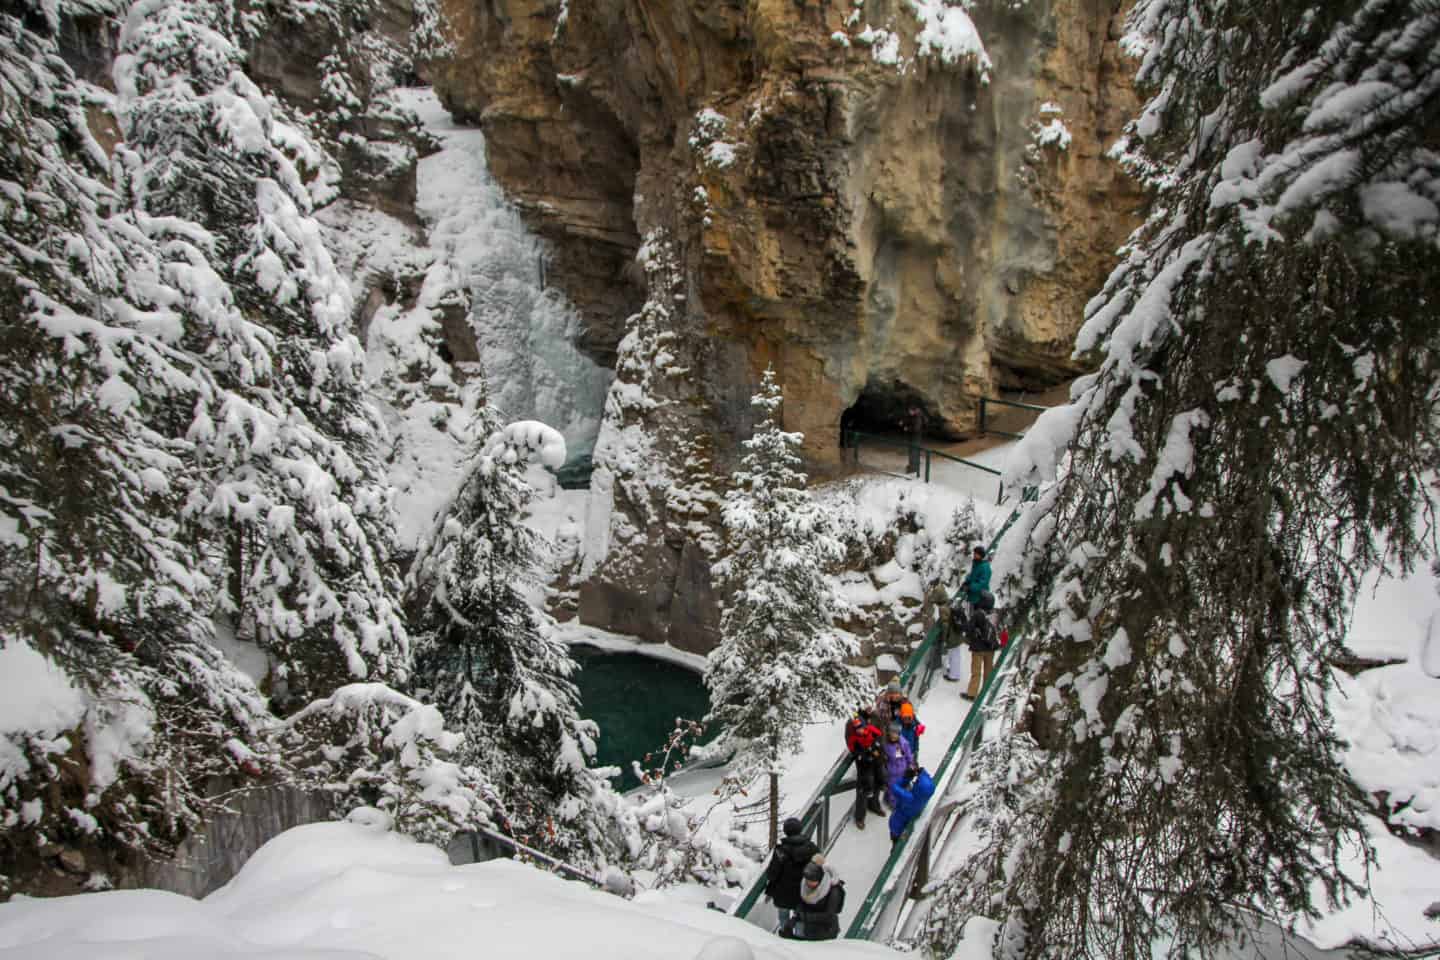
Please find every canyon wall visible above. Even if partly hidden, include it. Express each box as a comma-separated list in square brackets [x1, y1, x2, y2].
[431, 0, 1142, 453]
[431, 0, 1143, 648]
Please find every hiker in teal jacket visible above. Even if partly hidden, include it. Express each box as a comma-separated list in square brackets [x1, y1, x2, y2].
[961, 545, 991, 604]
[961, 546, 997, 700]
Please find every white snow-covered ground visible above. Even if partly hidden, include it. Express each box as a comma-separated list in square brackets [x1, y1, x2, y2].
[849, 441, 1013, 506]
[0, 816, 899, 960]
[7, 438, 1434, 959]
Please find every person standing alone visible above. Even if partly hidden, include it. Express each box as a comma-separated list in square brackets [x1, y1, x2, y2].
[961, 545, 997, 700]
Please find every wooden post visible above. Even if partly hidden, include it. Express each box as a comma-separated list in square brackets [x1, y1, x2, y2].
[912, 824, 931, 898]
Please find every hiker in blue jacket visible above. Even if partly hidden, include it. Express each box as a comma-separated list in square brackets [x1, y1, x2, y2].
[888, 767, 935, 843]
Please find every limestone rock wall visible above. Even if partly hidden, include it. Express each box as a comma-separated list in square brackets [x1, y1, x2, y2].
[432, 0, 1142, 462]
[430, 0, 1142, 645]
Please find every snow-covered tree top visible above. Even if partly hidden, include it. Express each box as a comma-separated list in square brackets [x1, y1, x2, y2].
[482, 420, 568, 471]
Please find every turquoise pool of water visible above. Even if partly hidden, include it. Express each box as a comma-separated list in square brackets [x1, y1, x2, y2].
[570, 645, 714, 791]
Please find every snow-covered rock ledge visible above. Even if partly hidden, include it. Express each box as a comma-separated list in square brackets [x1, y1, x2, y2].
[551, 621, 709, 674]
[0, 817, 898, 960]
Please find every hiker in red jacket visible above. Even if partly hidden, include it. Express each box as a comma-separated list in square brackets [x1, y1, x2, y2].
[844, 708, 885, 828]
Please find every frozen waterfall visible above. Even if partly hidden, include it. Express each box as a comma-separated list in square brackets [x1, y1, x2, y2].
[410, 88, 612, 473]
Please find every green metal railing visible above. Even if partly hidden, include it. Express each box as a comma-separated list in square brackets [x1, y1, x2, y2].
[844, 485, 1039, 940]
[843, 429, 1005, 499]
[730, 609, 948, 923]
[978, 396, 1047, 441]
[843, 630, 1026, 939]
[731, 483, 1039, 934]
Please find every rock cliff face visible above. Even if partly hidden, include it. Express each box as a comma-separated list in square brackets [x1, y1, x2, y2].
[431, 0, 1141, 647]
[432, 0, 1141, 454]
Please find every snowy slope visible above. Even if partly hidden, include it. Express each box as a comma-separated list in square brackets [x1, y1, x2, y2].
[0, 817, 899, 960]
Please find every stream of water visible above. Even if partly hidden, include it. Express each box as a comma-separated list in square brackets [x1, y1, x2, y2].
[570, 645, 714, 792]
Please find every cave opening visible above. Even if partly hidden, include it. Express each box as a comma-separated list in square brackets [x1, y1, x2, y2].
[839, 378, 960, 445]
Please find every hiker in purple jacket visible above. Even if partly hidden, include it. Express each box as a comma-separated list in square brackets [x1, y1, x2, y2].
[880, 724, 915, 807]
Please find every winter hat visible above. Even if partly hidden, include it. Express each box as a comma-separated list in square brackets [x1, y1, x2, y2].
[973, 544, 986, 557]
[802, 861, 825, 883]
[887, 723, 901, 736]
[885, 678, 902, 694]
[783, 817, 803, 837]
[899, 702, 915, 720]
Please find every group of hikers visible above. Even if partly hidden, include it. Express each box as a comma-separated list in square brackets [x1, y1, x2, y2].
[767, 679, 940, 940]
[760, 545, 1000, 940]
[845, 679, 937, 835]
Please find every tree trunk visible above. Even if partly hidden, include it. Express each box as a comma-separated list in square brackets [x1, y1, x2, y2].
[227, 526, 244, 613]
[768, 769, 780, 849]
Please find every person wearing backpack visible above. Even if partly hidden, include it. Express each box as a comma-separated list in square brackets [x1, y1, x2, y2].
[931, 582, 965, 682]
[780, 856, 846, 941]
[762, 816, 818, 932]
[961, 545, 998, 700]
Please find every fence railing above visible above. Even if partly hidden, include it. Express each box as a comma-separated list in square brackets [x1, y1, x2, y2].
[842, 429, 1005, 500]
[977, 396, 1047, 441]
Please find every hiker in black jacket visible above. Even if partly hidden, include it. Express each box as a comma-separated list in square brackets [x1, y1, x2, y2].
[781, 857, 846, 941]
[763, 817, 818, 932]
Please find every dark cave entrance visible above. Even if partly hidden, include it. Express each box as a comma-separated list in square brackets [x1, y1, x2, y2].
[839, 378, 960, 446]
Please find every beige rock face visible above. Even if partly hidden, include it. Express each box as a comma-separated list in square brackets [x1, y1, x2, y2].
[432, 0, 1142, 644]
[433, 0, 1140, 460]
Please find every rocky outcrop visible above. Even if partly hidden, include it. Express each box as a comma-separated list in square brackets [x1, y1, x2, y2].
[121, 784, 332, 898]
[431, 0, 1142, 645]
[432, 0, 1142, 461]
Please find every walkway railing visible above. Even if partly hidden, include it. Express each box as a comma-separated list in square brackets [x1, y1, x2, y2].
[730, 484, 1038, 935]
[843, 486, 1038, 941]
[843, 629, 1026, 940]
[729, 596, 949, 924]
[459, 824, 614, 891]
[978, 396, 1046, 441]
[842, 429, 1004, 500]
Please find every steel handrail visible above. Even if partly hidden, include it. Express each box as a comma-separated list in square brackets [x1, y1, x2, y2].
[843, 484, 1038, 940]
[732, 479, 1039, 928]
[843, 632, 1025, 939]
[731, 622, 941, 920]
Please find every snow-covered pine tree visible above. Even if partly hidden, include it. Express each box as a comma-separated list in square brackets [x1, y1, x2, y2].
[924, 501, 982, 591]
[280, 682, 492, 845]
[409, 411, 627, 864]
[114, 0, 409, 706]
[936, 2, 1440, 958]
[705, 368, 867, 845]
[0, 7, 272, 883]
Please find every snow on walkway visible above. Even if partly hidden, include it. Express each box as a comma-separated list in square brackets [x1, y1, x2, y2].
[849, 441, 1014, 504]
[827, 677, 977, 935]
[723, 666, 987, 936]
